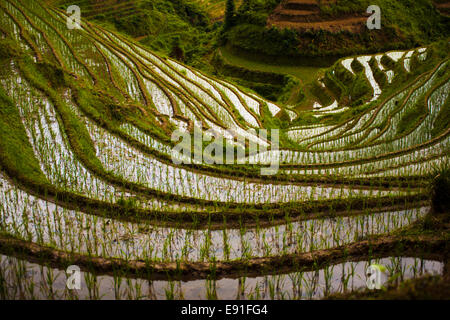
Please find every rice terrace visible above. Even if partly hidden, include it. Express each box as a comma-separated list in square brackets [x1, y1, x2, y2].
[0, 0, 449, 302]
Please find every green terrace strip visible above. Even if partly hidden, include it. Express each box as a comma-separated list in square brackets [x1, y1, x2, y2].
[0, 224, 447, 280]
[0, 0, 449, 300]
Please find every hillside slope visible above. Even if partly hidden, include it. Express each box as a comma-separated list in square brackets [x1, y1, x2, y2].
[268, 0, 368, 33]
[226, 0, 449, 58]
[54, 0, 214, 66]
[0, 0, 449, 300]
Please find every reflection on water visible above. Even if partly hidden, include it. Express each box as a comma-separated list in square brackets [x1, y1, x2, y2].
[0, 172, 428, 261]
[0, 255, 442, 300]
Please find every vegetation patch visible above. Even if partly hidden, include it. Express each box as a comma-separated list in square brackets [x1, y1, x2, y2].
[0, 86, 47, 182]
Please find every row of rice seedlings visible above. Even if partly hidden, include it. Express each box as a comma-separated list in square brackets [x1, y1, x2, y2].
[121, 117, 230, 165]
[243, 256, 441, 300]
[252, 76, 448, 167]
[6, 0, 90, 82]
[26, 4, 270, 148]
[308, 89, 404, 149]
[287, 125, 336, 143]
[214, 78, 261, 116]
[0, 254, 442, 300]
[163, 54, 261, 117]
[307, 55, 437, 150]
[2, 3, 65, 73]
[95, 26, 257, 141]
[119, 31, 276, 139]
[369, 72, 448, 145]
[21, 0, 109, 83]
[195, 70, 260, 127]
[0, 63, 204, 212]
[0, 173, 428, 262]
[170, 92, 204, 128]
[87, 115, 410, 203]
[104, 29, 260, 129]
[119, 123, 174, 155]
[94, 42, 143, 103]
[294, 62, 431, 149]
[1, 67, 112, 200]
[168, 59, 229, 107]
[157, 62, 255, 130]
[284, 136, 449, 176]
[420, 79, 450, 140]
[296, 109, 369, 146]
[142, 78, 174, 117]
[1, 173, 177, 261]
[99, 29, 249, 130]
[300, 108, 378, 148]
[307, 68, 445, 151]
[358, 156, 448, 178]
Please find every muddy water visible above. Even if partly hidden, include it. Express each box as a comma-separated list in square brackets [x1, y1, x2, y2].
[0, 255, 442, 300]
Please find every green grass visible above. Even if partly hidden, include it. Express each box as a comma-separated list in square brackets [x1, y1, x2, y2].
[0, 79, 47, 183]
[17, 57, 104, 172]
[58, 0, 214, 67]
[0, 38, 22, 60]
[194, 0, 243, 20]
[397, 98, 427, 136]
[429, 161, 450, 214]
[431, 94, 450, 137]
[219, 46, 322, 84]
[348, 72, 372, 106]
[0, 40, 47, 183]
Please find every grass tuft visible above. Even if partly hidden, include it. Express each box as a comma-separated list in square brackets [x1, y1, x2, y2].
[429, 161, 450, 214]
